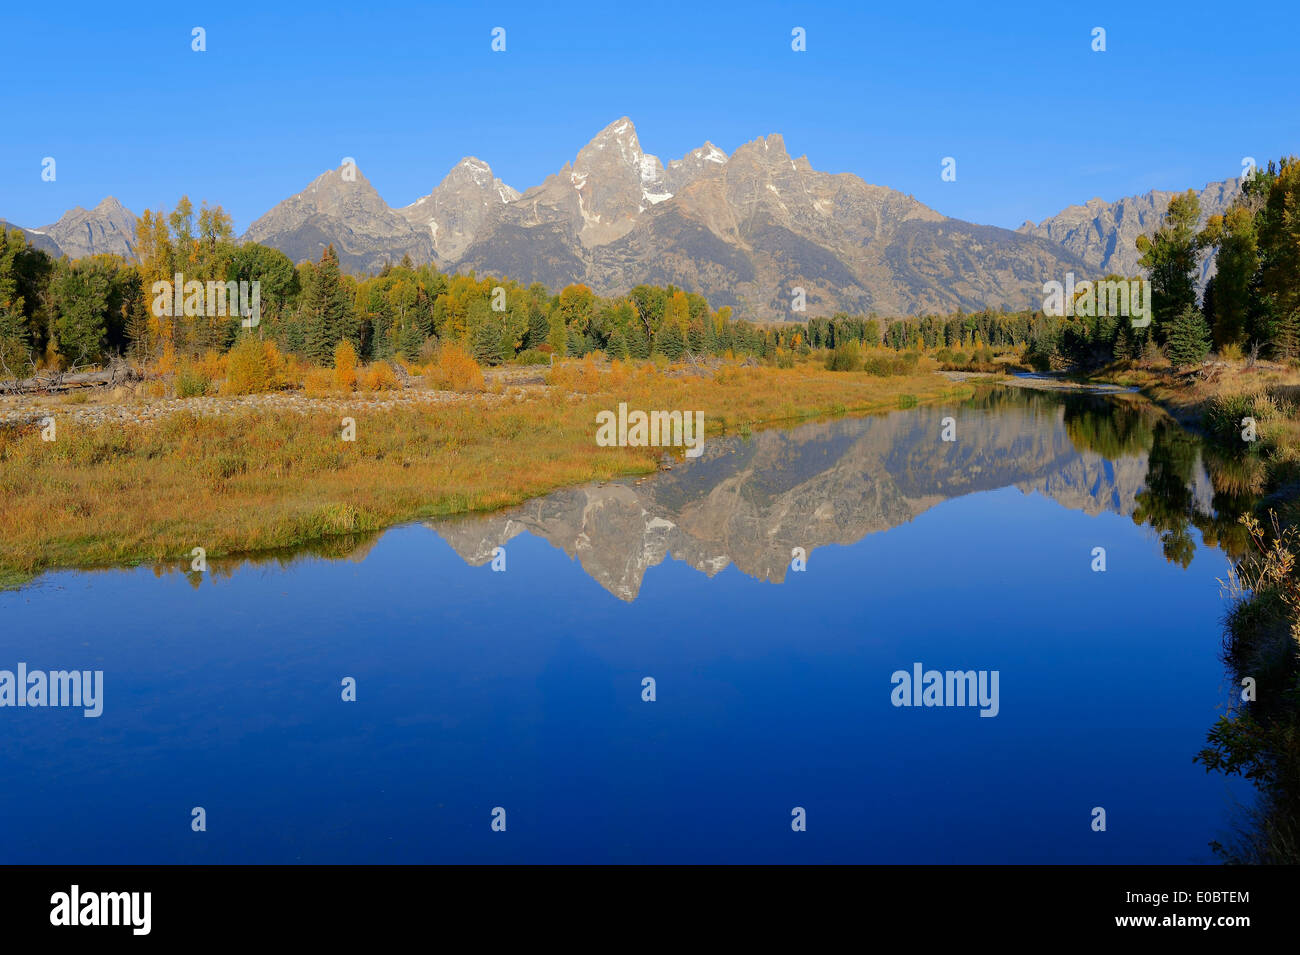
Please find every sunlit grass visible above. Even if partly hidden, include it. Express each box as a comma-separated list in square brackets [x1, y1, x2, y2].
[0, 360, 970, 587]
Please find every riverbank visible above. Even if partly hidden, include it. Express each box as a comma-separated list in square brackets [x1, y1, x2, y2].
[1091, 359, 1300, 491]
[1084, 357, 1300, 863]
[0, 360, 971, 590]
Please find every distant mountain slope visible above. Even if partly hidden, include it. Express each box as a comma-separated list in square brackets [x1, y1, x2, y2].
[1018, 179, 1240, 287]
[244, 166, 433, 273]
[1, 198, 138, 260]
[0, 219, 64, 257]
[38, 197, 138, 260]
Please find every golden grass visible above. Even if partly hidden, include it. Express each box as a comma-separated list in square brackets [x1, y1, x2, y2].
[0, 361, 970, 588]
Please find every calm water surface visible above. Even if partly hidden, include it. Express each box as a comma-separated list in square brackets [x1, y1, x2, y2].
[0, 389, 1252, 862]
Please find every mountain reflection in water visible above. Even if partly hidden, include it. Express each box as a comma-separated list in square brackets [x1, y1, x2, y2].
[429, 389, 1249, 601]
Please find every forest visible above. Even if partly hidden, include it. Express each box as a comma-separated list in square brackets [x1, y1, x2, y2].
[3, 157, 1294, 385]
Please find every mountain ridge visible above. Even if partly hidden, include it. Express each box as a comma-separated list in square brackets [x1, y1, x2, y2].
[2, 119, 1245, 318]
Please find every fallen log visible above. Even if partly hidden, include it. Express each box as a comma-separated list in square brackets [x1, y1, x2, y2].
[0, 366, 143, 395]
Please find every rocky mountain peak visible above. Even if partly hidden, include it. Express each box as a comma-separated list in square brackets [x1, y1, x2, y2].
[397, 156, 519, 263]
[439, 157, 519, 202]
[38, 196, 138, 260]
[245, 162, 433, 272]
[567, 117, 672, 245]
[664, 142, 729, 193]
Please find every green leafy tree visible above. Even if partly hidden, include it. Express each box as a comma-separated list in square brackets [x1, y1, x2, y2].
[49, 258, 115, 365]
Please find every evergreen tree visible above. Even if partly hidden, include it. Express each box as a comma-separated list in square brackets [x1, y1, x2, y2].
[656, 322, 685, 360]
[1112, 322, 1135, 361]
[472, 318, 504, 365]
[1165, 306, 1211, 367]
[299, 246, 355, 363]
[1273, 307, 1300, 361]
[566, 327, 588, 358]
[606, 328, 629, 360]
[526, 303, 550, 350]
[1258, 159, 1300, 331]
[687, 319, 705, 355]
[627, 324, 651, 360]
[1136, 190, 1202, 340]
[1199, 206, 1257, 350]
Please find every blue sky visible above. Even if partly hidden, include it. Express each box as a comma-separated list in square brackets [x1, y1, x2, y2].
[2, 0, 1296, 234]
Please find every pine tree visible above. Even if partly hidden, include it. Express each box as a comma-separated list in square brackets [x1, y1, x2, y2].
[628, 325, 651, 360]
[526, 304, 550, 350]
[606, 328, 629, 360]
[1112, 322, 1134, 362]
[566, 327, 587, 358]
[1136, 190, 1202, 341]
[687, 319, 705, 355]
[472, 319, 504, 365]
[656, 322, 685, 361]
[300, 246, 355, 363]
[1272, 307, 1300, 361]
[1164, 306, 1211, 368]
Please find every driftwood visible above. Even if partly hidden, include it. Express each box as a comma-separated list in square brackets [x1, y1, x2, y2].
[0, 356, 141, 395]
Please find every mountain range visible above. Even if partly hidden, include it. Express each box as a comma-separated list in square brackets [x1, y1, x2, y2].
[2, 118, 1243, 320]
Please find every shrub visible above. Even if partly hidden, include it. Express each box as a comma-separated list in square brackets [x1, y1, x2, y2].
[417, 337, 440, 366]
[546, 355, 602, 394]
[197, 349, 226, 382]
[223, 335, 276, 395]
[825, 341, 861, 371]
[156, 341, 178, 377]
[175, 363, 211, 398]
[862, 354, 911, 376]
[302, 367, 335, 396]
[361, 363, 398, 391]
[427, 342, 485, 392]
[333, 340, 359, 391]
[514, 349, 552, 366]
[1205, 392, 1265, 445]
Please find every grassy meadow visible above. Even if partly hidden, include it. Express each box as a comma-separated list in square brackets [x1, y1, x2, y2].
[0, 351, 970, 589]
